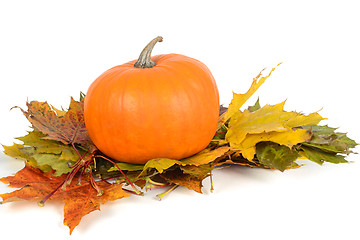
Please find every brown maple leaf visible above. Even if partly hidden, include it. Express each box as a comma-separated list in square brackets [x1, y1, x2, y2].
[0, 163, 130, 234]
[160, 168, 204, 193]
[13, 98, 95, 151]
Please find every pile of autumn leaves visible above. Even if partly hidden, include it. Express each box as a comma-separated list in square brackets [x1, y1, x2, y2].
[0, 66, 357, 234]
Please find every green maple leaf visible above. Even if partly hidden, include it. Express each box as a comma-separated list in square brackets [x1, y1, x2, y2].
[256, 141, 300, 172]
[298, 125, 357, 165]
[301, 125, 357, 154]
[300, 146, 348, 165]
[2, 143, 53, 173]
[4, 131, 83, 176]
[247, 97, 261, 112]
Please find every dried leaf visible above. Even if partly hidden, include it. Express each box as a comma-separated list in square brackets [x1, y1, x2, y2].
[226, 101, 323, 146]
[136, 146, 230, 177]
[300, 146, 348, 165]
[108, 161, 145, 172]
[237, 128, 311, 161]
[247, 97, 261, 112]
[1, 67, 357, 236]
[2, 142, 52, 173]
[217, 63, 281, 130]
[301, 125, 357, 154]
[181, 146, 231, 166]
[225, 101, 323, 161]
[286, 112, 325, 128]
[161, 168, 203, 193]
[139, 158, 182, 176]
[226, 101, 292, 145]
[297, 125, 357, 165]
[219, 105, 228, 116]
[14, 98, 95, 150]
[59, 180, 129, 234]
[51, 105, 66, 117]
[256, 142, 300, 171]
[0, 163, 130, 234]
[180, 164, 212, 178]
[4, 131, 83, 176]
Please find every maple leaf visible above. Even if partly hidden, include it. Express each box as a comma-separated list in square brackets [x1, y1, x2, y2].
[247, 97, 261, 112]
[256, 142, 300, 171]
[13, 97, 95, 151]
[140, 158, 182, 176]
[225, 101, 324, 161]
[226, 101, 323, 144]
[181, 146, 231, 166]
[135, 146, 231, 178]
[236, 128, 310, 161]
[301, 125, 357, 154]
[0, 62, 357, 237]
[20, 131, 84, 175]
[108, 161, 145, 172]
[300, 146, 348, 165]
[0, 163, 130, 234]
[180, 164, 213, 179]
[214, 151, 266, 168]
[105, 147, 231, 194]
[160, 168, 204, 193]
[217, 63, 281, 130]
[298, 125, 357, 165]
[3, 131, 84, 176]
[2, 142, 52, 172]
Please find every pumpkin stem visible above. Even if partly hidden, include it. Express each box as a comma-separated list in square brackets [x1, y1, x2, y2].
[134, 36, 163, 68]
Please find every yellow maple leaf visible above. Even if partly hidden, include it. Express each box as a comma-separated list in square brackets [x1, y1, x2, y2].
[217, 63, 282, 131]
[137, 146, 231, 177]
[225, 100, 325, 161]
[226, 101, 294, 145]
[237, 129, 311, 161]
[285, 112, 324, 128]
[181, 146, 231, 166]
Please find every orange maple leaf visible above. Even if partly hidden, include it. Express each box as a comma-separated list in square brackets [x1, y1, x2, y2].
[0, 163, 130, 234]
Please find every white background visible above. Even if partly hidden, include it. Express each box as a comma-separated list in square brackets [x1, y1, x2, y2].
[1, 0, 359, 239]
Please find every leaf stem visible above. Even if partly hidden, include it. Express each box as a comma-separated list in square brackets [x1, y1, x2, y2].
[71, 142, 82, 159]
[100, 176, 126, 183]
[38, 151, 97, 206]
[210, 170, 214, 193]
[88, 172, 103, 196]
[156, 184, 178, 201]
[146, 183, 170, 191]
[76, 167, 86, 185]
[147, 177, 167, 186]
[96, 155, 142, 195]
[62, 163, 83, 190]
[214, 130, 227, 136]
[69, 149, 89, 168]
[122, 188, 143, 196]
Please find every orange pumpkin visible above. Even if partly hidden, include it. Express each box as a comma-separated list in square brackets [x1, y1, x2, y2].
[84, 36, 219, 164]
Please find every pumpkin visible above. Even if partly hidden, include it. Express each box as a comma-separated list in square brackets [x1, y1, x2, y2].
[84, 36, 219, 164]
